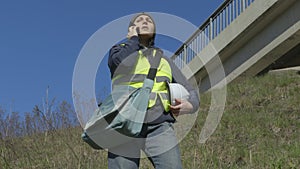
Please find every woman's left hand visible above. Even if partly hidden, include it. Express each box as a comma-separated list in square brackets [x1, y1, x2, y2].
[170, 98, 193, 117]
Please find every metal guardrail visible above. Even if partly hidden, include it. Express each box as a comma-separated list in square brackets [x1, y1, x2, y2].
[172, 0, 256, 69]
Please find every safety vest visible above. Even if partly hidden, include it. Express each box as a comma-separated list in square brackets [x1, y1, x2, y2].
[112, 49, 172, 112]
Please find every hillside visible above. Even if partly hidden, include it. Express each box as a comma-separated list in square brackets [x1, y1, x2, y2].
[1, 70, 299, 169]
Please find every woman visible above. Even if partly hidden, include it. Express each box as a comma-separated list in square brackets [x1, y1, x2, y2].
[107, 12, 199, 169]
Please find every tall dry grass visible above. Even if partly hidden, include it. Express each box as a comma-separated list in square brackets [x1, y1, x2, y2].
[0, 70, 299, 168]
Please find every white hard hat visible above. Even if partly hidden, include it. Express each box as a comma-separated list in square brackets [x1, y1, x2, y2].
[167, 83, 190, 105]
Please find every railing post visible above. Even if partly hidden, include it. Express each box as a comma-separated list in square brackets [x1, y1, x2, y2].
[225, 6, 228, 27]
[214, 17, 217, 38]
[183, 44, 187, 66]
[220, 11, 223, 31]
[196, 34, 199, 54]
[242, 0, 246, 12]
[235, 0, 238, 18]
[210, 17, 213, 40]
[201, 31, 204, 51]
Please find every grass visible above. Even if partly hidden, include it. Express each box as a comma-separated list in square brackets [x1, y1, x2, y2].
[1, 70, 299, 168]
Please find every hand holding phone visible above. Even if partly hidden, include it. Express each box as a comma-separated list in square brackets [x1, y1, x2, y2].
[127, 24, 139, 39]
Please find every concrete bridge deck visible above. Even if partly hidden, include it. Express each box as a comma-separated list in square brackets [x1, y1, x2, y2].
[172, 0, 300, 92]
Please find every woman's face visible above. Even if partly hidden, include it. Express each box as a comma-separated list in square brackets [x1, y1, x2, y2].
[133, 14, 155, 36]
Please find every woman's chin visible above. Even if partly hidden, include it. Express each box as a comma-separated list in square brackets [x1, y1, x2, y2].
[139, 32, 154, 37]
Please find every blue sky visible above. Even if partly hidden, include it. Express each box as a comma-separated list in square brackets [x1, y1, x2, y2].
[0, 0, 224, 114]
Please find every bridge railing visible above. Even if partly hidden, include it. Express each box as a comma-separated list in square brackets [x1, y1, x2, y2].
[172, 0, 255, 69]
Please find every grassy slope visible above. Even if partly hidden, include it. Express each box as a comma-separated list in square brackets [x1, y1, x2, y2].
[177, 70, 300, 169]
[1, 70, 299, 169]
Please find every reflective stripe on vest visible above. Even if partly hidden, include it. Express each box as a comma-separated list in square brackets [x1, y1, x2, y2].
[112, 74, 170, 86]
[112, 49, 172, 112]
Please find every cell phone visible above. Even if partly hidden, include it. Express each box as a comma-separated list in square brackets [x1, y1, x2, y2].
[129, 22, 140, 34]
[136, 27, 140, 34]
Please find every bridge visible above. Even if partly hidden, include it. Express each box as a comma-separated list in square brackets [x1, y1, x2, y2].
[172, 0, 300, 92]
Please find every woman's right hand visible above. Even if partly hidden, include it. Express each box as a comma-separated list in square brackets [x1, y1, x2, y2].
[127, 26, 138, 39]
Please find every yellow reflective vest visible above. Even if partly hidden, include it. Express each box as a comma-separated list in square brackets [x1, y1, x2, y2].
[112, 49, 172, 112]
